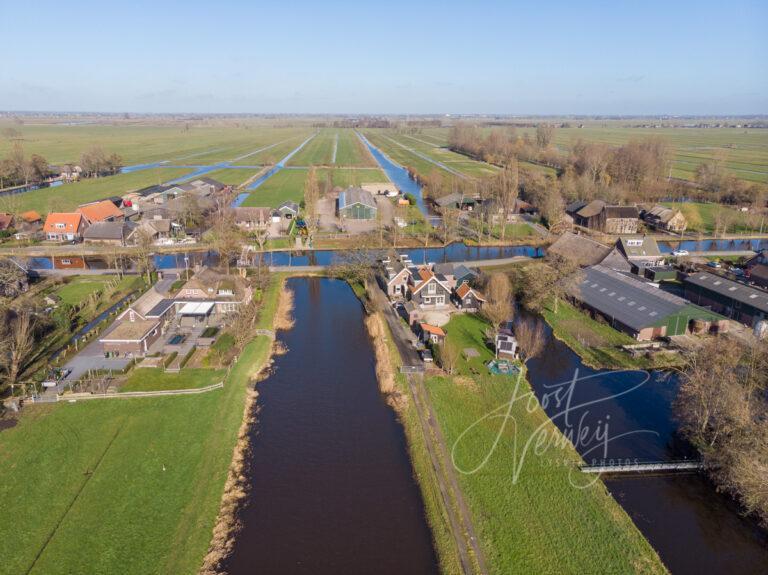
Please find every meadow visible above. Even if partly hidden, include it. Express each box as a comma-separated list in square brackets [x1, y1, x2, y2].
[334, 129, 378, 166]
[196, 167, 264, 187]
[286, 129, 335, 166]
[0, 278, 282, 575]
[0, 122, 309, 167]
[240, 167, 389, 208]
[240, 168, 308, 207]
[424, 313, 666, 574]
[4, 167, 192, 215]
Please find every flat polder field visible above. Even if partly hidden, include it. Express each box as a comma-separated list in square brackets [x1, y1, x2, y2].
[0, 121, 393, 214]
[3, 119, 766, 217]
[411, 123, 768, 184]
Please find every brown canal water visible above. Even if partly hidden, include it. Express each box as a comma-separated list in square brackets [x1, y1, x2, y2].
[224, 277, 438, 574]
[525, 325, 768, 575]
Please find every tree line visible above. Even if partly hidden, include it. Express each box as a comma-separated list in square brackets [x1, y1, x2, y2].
[0, 129, 124, 190]
[446, 123, 767, 210]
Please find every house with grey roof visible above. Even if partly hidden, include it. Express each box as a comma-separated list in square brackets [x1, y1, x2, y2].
[338, 187, 377, 220]
[615, 236, 665, 269]
[82, 221, 136, 246]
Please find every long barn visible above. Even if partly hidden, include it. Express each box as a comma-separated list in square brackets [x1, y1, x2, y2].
[573, 265, 722, 340]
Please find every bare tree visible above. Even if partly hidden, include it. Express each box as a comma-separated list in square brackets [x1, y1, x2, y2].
[493, 163, 519, 241]
[134, 228, 155, 283]
[211, 210, 242, 275]
[304, 166, 320, 243]
[513, 317, 546, 363]
[0, 310, 35, 393]
[535, 124, 555, 149]
[439, 337, 461, 375]
[251, 222, 270, 281]
[482, 272, 513, 340]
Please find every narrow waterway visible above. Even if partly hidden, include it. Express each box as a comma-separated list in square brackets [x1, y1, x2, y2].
[224, 278, 438, 574]
[356, 131, 434, 221]
[658, 238, 768, 253]
[22, 242, 544, 271]
[525, 323, 768, 574]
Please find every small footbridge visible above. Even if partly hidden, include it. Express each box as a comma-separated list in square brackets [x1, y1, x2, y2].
[580, 459, 702, 474]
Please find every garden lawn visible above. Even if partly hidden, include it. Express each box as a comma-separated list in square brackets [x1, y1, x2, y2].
[120, 367, 225, 392]
[10, 168, 192, 215]
[0, 277, 283, 575]
[53, 275, 142, 307]
[425, 313, 666, 573]
[240, 169, 307, 208]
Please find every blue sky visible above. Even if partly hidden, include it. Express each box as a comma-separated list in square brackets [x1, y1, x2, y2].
[1, 0, 766, 114]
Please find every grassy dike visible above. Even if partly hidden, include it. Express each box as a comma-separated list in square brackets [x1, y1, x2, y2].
[0, 275, 285, 575]
[365, 301, 667, 574]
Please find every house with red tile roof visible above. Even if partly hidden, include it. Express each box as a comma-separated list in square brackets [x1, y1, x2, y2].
[44, 212, 87, 241]
[77, 200, 125, 224]
[454, 283, 486, 311]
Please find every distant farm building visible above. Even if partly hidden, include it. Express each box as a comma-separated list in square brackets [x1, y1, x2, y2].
[338, 187, 377, 220]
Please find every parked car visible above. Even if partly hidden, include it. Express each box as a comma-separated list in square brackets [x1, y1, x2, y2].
[707, 261, 722, 268]
[730, 268, 745, 276]
[421, 350, 433, 363]
[672, 249, 689, 256]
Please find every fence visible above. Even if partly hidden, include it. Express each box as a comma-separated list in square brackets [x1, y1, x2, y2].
[29, 382, 224, 403]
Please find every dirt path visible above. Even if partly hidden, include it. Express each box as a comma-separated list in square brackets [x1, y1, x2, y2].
[370, 287, 488, 575]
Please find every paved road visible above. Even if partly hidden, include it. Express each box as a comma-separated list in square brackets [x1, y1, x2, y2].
[370, 286, 488, 575]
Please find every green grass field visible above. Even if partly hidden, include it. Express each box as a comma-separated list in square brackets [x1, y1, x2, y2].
[120, 368, 226, 392]
[4, 168, 192, 215]
[317, 167, 388, 188]
[334, 129, 377, 167]
[233, 134, 312, 166]
[287, 129, 335, 166]
[0, 278, 282, 575]
[54, 275, 141, 306]
[241, 168, 307, 208]
[191, 167, 263, 187]
[425, 314, 666, 573]
[0, 123, 311, 167]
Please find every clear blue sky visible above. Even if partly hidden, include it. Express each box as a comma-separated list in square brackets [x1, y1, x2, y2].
[1, 0, 766, 114]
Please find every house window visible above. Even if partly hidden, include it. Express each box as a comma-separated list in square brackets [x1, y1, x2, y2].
[428, 282, 436, 294]
[423, 297, 431, 304]
[436, 296, 444, 305]
[61, 259, 71, 265]
[55, 223, 65, 229]
[218, 289, 233, 296]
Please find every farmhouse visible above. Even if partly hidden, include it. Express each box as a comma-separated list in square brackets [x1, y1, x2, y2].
[44, 212, 87, 241]
[566, 200, 639, 234]
[642, 205, 687, 233]
[547, 232, 612, 267]
[277, 201, 299, 219]
[176, 267, 253, 317]
[338, 187, 377, 220]
[99, 318, 161, 357]
[77, 200, 125, 224]
[683, 272, 768, 329]
[615, 236, 665, 269]
[573, 265, 722, 340]
[82, 221, 136, 246]
[408, 267, 453, 308]
[232, 207, 272, 230]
